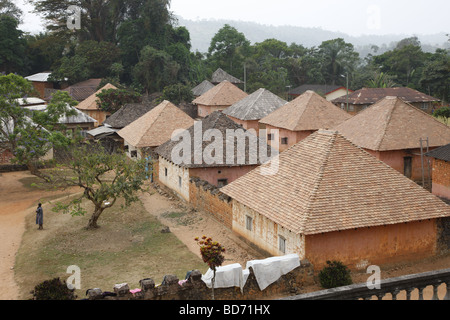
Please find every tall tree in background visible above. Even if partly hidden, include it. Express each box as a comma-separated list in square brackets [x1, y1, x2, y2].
[207, 24, 251, 79]
[420, 48, 450, 103]
[317, 38, 360, 86]
[0, 15, 27, 74]
[372, 37, 426, 87]
[0, 0, 22, 21]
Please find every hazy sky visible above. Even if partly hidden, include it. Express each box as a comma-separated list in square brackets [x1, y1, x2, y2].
[18, 0, 450, 36]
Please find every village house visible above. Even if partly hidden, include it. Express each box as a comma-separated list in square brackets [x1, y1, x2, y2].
[288, 84, 352, 102]
[426, 143, 450, 202]
[24, 72, 68, 100]
[25, 104, 97, 135]
[222, 88, 287, 134]
[210, 68, 244, 85]
[192, 80, 215, 98]
[221, 129, 450, 269]
[334, 96, 450, 182]
[75, 83, 117, 126]
[192, 80, 248, 118]
[155, 111, 271, 201]
[259, 90, 352, 152]
[332, 87, 440, 115]
[61, 78, 102, 102]
[117, 100, 194, 162]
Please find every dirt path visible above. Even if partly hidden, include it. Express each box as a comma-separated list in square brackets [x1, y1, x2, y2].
[1, 171, 449, 300]
[139, 186, 267, 268]
[0, 171, 78, 300]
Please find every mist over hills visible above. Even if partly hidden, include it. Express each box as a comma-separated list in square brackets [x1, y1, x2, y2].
[175, 17, 449, 57]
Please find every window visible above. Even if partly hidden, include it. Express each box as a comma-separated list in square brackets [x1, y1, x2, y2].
[421, 103, 429, 110]
[246, 216, 253, 231]
[218, 179, 228, 187]
[268, 133, 274, 141]
[278, 236, 286, 253]
[178, 176, 182, 188]
[164, 168, 168, 177]
[348, 105, 355, 112]
[130, 150, 137, 158]
[281, 137, 288, 145]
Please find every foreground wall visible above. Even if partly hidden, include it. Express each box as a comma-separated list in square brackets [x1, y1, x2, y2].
[85, 262, 315, 300]
[305, 220, 438, 270]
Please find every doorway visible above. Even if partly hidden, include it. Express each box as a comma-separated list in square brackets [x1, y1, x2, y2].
[404, 156, 412, 179]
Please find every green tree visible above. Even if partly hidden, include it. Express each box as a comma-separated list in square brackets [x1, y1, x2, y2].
[420, 49, 450, 103]
[0, 0, 22, 21]
[207, 24, 251, 78]
[132, 45, 179, 93]
[0, 74, 77, 178]
[49, 55, 90, 85]
[159, 83, 194, 105]
[50, 142, 148, 229]
[317, 38, 360, 86]
[96, 88, 142, 113]
[433, 107, 450, 125]
[366, 71, 397, 88]
[372, 37, 426, 87]
[0, 15, 27, 74]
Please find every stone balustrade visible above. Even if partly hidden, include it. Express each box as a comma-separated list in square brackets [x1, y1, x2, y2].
[281, 268, 450, 300]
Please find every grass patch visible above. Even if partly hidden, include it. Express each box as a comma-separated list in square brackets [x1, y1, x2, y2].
[14, 196, 206, 299]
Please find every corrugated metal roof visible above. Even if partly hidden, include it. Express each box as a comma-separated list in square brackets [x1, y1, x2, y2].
[25, 72, 52, 82]
[25, 105, 97, 124]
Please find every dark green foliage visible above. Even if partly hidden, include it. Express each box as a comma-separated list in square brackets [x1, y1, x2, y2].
[0, 15, 26, 74]
[318, 260, 353, 289]
[96, 88, 142, 113]
[159, 83, 194, 105]
[32, 278, 76, 300]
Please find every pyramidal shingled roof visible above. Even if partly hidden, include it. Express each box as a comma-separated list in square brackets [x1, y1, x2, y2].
[76, 83, 117, 111]
[155, 111, 271, 168]
[259, 90, 352, 131]
[192, 80, 248, 107]
[104, 103, 157, 129]
[192, 80, 215, 97]
[334, 96, 450, 151]
[223, 88, 287, 121]
[211, 68, 243, 84]
[332, 87, 440, 105]
[221, 129, 450, 235]
[118, 100, 194, 148]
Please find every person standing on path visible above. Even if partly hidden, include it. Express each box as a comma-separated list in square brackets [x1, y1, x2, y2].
[36, 203, 43, 230]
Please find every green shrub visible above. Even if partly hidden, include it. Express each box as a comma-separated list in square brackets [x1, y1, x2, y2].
[318, 260, 352, 289]
[31, 278, 76, 300]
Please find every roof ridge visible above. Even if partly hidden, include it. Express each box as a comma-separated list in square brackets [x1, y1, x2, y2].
[298, 131, 337, 234]
[373, 97, 396, 150]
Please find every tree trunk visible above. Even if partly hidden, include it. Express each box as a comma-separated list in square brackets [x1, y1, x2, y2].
[87, 206, 104, 229]
[27, 162, 51, 183]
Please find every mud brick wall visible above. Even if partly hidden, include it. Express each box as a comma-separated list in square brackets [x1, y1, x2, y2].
[433, 159, 450, 187]
[437, 217, 450, 254]
[86, 261, 315, 300]
[189, 177, 233, 229]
